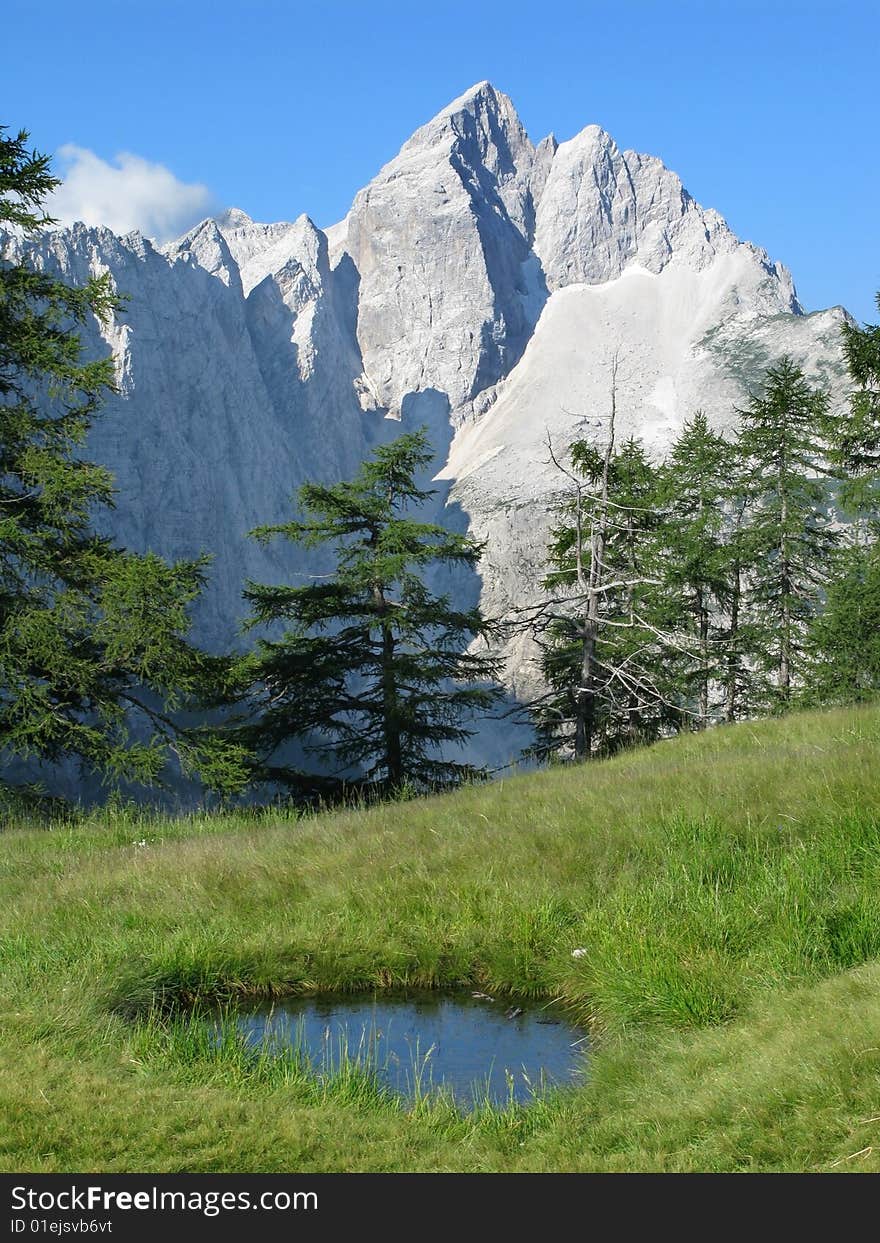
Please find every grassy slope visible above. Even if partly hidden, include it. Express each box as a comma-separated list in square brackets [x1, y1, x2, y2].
[2, 704, 880, 1172]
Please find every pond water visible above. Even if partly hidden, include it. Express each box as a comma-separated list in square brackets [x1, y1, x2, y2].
[228, 990, 588, 1110]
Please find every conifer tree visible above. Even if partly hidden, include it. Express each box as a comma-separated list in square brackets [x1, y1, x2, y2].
[658, 412, 739, 728]
[596, 436, 678, 746]
[718, 489, 757, 722]
[234, 429, 501, 797]
[0, 127, 246, 802]
[532, 430, 613, 762]
[736, 358, 837, 707]
[832, 292, 880, 532]
[804, 544, 880, 703]
[531, 398, 678, 761]
[805, 293, 880, 703]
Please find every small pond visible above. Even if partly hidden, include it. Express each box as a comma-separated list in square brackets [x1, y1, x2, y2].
[225, 990, 588, 1110]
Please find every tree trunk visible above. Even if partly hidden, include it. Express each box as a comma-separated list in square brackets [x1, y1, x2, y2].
[575, 358, 617, 759]
[779, 597, 791, 700]
[381, 622, 402, 786]
[374, 584, 402, 787]
[726, 563, 740, 723]
[575, 619, 596, 759]
[698, 586, 709, 729]
[625, 510, 640, 744]
[779, 475, 791, 703]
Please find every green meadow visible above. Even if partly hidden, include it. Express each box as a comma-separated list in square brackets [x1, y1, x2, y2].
[2, 703, 880, 1172]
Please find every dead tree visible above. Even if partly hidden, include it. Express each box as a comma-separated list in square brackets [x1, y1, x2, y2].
[513, 354, 696, 760]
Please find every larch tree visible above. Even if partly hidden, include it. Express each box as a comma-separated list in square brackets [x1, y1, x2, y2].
[0, 126, 247, 804]
[658, 411, 740, 728]
[736, 358, 837, 708]
[833, 291, 880, 535]
[717, 486, 756, 723]
[804, 546, 880, 704]
[233, 428, 501, 798]
[528, 359, 679, 760]
[805, 292, 880, 702]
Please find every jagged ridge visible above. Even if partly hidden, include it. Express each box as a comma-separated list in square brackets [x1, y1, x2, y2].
[4, 83, 852, 737]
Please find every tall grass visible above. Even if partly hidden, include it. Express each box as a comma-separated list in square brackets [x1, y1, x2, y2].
[3, 703, 880, 1170]
[133, 1006, 400, 1110]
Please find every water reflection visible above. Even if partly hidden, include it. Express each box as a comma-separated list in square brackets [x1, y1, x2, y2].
[229, 990, 588, 1110]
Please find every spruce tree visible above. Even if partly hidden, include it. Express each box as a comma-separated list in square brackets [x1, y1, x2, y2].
[234, 428, 501, 797]
[736, 358, 837, 708]
[0, 127, 246, 802]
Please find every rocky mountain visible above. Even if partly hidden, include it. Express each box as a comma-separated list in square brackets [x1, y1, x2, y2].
[5, 82, 851, 743]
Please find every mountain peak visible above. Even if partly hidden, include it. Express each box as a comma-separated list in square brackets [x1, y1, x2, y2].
[440, 79, 497, 112]
[11, 81, 840, 747]
[215, 207, 253, 230]
[435, 80, 523, 131]
[401, 80, 526, 152]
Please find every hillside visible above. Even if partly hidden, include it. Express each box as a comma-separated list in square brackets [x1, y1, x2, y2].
[2, 703, 880, 1172]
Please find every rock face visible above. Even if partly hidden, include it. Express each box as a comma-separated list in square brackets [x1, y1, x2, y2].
[5, 82, 852, 746]
[332, 83, 544, 421]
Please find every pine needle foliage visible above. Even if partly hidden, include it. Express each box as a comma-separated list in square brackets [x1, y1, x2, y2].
[234, 429, 501, 798]
[534, 435, 679, 759]
[805, 293, 880, 702]
[834, 292, 880, 526]
[657, 411, 744, 726]
[0, 127, 248, 802]
[736, 357, 837, 708]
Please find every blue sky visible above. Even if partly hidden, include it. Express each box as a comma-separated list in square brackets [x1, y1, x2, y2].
[4, 0, 878, 322]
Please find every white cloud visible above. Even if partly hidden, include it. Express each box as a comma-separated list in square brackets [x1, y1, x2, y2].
[47, 145, 216, 242]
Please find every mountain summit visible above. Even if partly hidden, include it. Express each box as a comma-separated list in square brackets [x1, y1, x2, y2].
[5, 84, 850, 722]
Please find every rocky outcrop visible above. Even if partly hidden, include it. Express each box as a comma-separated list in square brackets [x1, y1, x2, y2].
[4, 82, 853, 726]
[330, 82, 545, 421]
